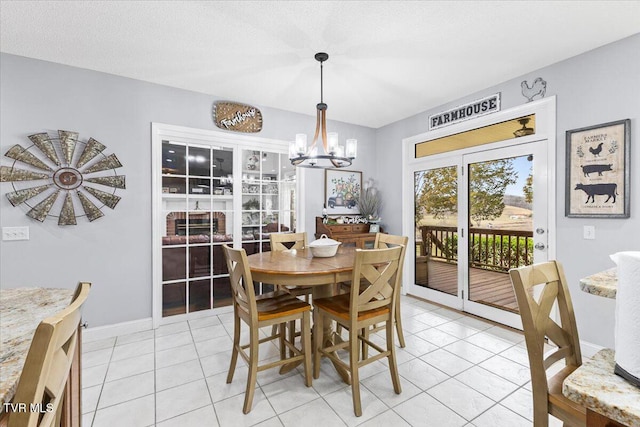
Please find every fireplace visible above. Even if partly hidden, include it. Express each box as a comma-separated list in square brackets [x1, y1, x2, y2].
[175, 218, 218, 236]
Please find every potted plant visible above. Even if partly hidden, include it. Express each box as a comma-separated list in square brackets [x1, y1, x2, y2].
[357, 186, 381, 222]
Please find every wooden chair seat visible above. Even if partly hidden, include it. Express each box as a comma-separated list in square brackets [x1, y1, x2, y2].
[255, 296, 311, 321]
[314, 294, 390, 322]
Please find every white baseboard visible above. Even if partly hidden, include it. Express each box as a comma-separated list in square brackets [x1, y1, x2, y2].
[83, 317, 153, 342]
[580, 340, 605, 358]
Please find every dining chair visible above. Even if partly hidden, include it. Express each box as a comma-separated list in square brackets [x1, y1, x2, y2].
[269, 232, 313, 302]
[222, 245, 313, 414]
[9, 282, 91, 427]
[338, 233, 408, 349]
[269, 232, 314, 349]
[509, 261, 586, 427]
[313, 246, 403, 417]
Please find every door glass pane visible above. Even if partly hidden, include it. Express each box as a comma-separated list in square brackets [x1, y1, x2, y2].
[213, 276, 232, 308]
[162, 142, 187, 194]
[414, 166, 458, 296]
[163, 247, 186, 281]
[189, 279, 211, 312]
[188, 146, 211, 177]
[163, 282, 186, 317]
[213, 148, 233, 194]
[467, 155, 534, 313]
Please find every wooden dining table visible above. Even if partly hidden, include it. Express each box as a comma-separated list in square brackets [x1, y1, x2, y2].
[246, 246, 357, 381]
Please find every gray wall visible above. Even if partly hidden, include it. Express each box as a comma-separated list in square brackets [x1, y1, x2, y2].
[0, 53, 375, 327]
[375, 33, 640, 348]
[2, 33, 638, 346]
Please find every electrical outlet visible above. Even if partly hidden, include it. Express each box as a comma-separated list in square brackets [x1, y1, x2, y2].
[2, 226, 30, 241]
[583, 225, 595, 240]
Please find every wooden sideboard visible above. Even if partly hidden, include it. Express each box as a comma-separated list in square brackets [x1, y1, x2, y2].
[315, 217, 379, 249]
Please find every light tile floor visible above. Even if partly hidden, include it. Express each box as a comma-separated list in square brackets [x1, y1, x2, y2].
[81, 295, 565, 427]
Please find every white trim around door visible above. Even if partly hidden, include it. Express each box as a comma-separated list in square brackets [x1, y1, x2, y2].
[402, 97, 557, 328]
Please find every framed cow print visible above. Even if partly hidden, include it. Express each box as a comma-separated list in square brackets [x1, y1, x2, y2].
[565, 119, 630, 218]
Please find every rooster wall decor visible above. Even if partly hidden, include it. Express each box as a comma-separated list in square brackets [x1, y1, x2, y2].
[521, 77, 547, 102]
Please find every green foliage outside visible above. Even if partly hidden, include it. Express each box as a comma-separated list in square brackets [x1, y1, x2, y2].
[438, 234, 533, 272]
[468, 160, 517, 226]
[415, 159, 518, 227]
[414, 166, 457, 225]
[523, 174, 533, 204]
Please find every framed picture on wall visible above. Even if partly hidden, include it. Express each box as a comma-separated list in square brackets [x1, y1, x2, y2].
[565, 119, 630, 218]
[325, 169, 362, 215]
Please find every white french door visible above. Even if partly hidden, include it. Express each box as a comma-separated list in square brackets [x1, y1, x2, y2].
[409, 140, 549, 329]
[151, 123, 300, 327]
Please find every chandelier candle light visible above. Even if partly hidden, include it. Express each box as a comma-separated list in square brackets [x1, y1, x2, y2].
[289, 53, 357, 168]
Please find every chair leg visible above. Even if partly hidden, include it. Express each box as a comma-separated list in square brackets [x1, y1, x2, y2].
[386, 319, 402, 394]
[302, 311, 312, 387]
[243, 326, 260, 414]
[313, 308, 323, 379]
[288, 319, 296, 357]
[278, 322, 286, 361]
[362, 327, 369, 360]
[350, 325, 362, 417]
[226, 312, 241, 384]
[395, 296, 406, 348]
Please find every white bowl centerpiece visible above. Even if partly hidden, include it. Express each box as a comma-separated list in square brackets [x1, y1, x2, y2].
[308, 234, 341, 257]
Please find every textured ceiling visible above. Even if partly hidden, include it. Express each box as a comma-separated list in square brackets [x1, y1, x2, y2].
[1, 1, 639, 128]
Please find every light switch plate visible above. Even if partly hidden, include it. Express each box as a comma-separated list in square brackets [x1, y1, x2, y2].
[583, 225, 595, 240]
[2, 226, 30, 241]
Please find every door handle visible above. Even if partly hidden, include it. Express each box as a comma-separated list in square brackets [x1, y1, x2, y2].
[534, 242, 546, 250]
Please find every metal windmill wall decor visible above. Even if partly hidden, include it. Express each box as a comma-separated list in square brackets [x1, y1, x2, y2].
[0, 130, 125, 225]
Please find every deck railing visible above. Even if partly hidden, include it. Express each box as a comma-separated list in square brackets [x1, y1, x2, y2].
[420, 225, 533, 272]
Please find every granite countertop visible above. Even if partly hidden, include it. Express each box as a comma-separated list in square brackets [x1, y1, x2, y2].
[0, 288, 74, 412]
[563, 348, 640, 427]
[579, 267, 617, 299]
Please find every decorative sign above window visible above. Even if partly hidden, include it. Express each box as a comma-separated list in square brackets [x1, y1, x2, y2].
[429, 93, 501, 130]
[213, 101, 263, 133]
[0, 130, 125, 225]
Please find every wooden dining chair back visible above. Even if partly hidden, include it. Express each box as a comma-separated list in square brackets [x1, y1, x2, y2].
[9, 282, 91, 427]
[372, 233, 408, 347]
[269, 232, 313, 300]
[222, 245, 313, 414]
[509, 261, 586, 427]
[270, 232, 308, 251]
[313, 246, 403, 417]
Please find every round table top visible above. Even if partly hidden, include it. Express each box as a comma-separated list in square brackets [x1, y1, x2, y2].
[246, 247, 356, 277]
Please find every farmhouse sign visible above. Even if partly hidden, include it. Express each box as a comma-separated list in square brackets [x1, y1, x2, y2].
[213, 102, 263, 133]
[429, 93, 501, 130]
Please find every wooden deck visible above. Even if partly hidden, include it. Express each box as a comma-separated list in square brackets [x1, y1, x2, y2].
[415, 257, 519, 313]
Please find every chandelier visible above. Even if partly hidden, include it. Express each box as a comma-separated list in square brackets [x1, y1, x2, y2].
[289, 53, 357, 168]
